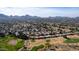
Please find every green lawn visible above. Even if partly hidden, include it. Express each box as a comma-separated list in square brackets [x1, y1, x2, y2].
[0, 35, 24, 51]
[64, 38, 79, 43]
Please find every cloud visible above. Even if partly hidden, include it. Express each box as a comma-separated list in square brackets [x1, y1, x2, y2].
[0, 7, 79, 17]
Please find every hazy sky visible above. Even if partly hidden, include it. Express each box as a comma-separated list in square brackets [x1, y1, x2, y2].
[0, 7, 79, 17]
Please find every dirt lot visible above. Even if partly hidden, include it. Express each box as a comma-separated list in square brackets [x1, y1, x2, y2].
[67, 34, 79, 39]
[24, 34, 79, 51]
[8, 40, 17, 46]
[25, 37, 64, 49]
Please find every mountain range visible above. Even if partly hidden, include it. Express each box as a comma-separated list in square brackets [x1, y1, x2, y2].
[0, 14, 79, 24]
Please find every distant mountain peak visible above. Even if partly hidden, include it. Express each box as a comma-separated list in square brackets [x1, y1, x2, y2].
[0, 14, 8, 17]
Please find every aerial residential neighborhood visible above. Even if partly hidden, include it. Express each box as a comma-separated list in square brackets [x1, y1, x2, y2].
[0, 7, 79, 51]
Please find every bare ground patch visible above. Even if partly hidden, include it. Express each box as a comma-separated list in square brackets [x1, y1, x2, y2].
[8, 40, 17, 46]
[25, 37, 64, 49]
[67, 34, 79, 39]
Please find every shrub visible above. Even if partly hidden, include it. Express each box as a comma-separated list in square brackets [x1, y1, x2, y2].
[45, 43, 51, 48]
[46, 39, 50, 42]
[31, 45, 44, 51]
[31, 38, 35, 42]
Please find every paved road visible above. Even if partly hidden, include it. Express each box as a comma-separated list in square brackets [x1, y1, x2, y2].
[29, 32, 79, 39]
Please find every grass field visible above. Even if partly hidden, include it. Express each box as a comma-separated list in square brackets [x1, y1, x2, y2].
[0, 35, 24, 51]
[64, 38, 79, 43]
